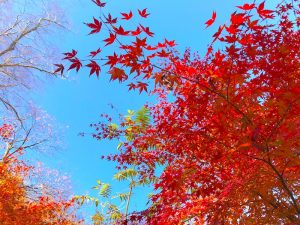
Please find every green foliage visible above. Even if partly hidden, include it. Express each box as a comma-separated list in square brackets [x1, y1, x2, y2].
[123, 106, 151, 142]
[114, 192, 130, 202]
[76, 107, 153, 224]
[99, 183, 111, 198]
[108, 204, 122, 220]
[113, 168, 138, 181]
[135, 106, 151, 128]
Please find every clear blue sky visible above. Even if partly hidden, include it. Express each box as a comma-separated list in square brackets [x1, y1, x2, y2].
[33, 0, 274, 221]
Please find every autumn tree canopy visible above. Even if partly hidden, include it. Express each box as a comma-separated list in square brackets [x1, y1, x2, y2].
[0, 154, 82, 225]
[62, 0, 300, 224]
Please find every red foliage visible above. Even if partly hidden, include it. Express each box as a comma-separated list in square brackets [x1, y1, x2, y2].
[205, 11, 217, 28]
[62, 0, 300, 224]
[85, 17, 102, 35]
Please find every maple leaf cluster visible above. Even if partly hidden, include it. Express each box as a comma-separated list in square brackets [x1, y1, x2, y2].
[58, 2, 176, 93]
[64, 0, 300, 224]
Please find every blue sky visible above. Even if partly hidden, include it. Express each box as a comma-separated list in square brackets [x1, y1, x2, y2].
[32, 0, 269, 221]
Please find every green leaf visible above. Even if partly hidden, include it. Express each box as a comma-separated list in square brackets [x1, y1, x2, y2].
[135, 106, 151, 127]
[113, 168, 137, 181]
[127, 109, 134, 115]
[99, 183, 111, 198]
[108, 204, 122, 220]
[117, 192, 130, 202]
[117, 142, 123, 150]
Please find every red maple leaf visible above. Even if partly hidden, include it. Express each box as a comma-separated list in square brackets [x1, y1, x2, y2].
[128, 82, 136, 91]
[85, 17, 102, 35]
[257, 2, 274, 19]
[248, 20, 261, 30]
[237, 3, 255, 11]
[134, 37, 147, 48]
[212, 25, 225, 42]
[113, 26, 130, 36]
[86, 60, 101, 77]
[138, 8, 150, 18]
[63, 50, 77, 60]
[164, 39, 176, 47]
[92, 0, 106, 7]
[109, 67, 128, 82]
[89, 48, 101, 58]
[68, 58, 82, 72]
[105, 13, 117, 24]
[230, 13, 248, 25]
[140, 25, 154, 37]
[54, 64, 64, 75]
[205, 11, 217, 28]
[121, 11, 133, 20]
[137, 82, 148, 93]
[225, 25, 239, 35]
[157, 49, 170, 58]
[145, 45, 158, 51]
[105, 52, 119, 68]
[103, 33, 117, 46]
[131, 27, 142, 36]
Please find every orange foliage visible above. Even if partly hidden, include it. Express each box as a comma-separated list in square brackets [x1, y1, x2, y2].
[0, 158, 83, 225]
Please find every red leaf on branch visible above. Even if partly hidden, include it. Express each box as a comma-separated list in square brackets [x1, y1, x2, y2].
[248, 19, 261, 30]
[164, 39, 176, 47]
[68, 58, 82, 72]
[212, 25, 225, 42]
[140, 25, 154, 37]
[92, 0, 106, 7]
[105, 52, 119, 68]
[131, 27, 142, 36]
[138, 8, 150, 18]
[86, 60, 101, 77]
[157, 49, 170, 58]
[89, 48, 101, 58]
[103, 33, 117, 46]
[205, 11, 216, 28]
[121, 11, 133, 20]
[145, 45, 157, 51]
[257, 2, 274, 18]
[137, 82, 148, 93]
[237, 3, 255, 11]
[134, 37, 147, 48]
[230, 13, 248, 25]
[105, 13, 117, 24]
[54, 64, 64, 75]
[225, 25, 239, 35]
[109, 67, 128, 82]
[113, 26, 130, 36]
[85, 17, 102, 35]
[239, 34, 253, 45]
[128, 83, 136, 91]
[63, 49, 77, 60]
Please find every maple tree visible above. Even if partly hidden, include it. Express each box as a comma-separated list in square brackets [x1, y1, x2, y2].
[0, 108, 83, 225]
[0, 153, 83, 225]
[61, 0, 300, 224]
